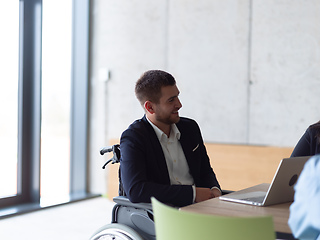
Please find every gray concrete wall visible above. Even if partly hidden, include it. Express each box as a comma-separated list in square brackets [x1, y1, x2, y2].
[88, 1, 320, 191]
[249, 0, 320, 146]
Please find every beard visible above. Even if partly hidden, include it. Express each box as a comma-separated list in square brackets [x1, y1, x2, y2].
[155, 112, 180, 125]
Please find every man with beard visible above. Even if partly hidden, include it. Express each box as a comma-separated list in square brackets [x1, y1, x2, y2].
[119, 70, 221, 207]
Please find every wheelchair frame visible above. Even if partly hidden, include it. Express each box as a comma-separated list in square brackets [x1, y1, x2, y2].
[90, 144, 156, 240]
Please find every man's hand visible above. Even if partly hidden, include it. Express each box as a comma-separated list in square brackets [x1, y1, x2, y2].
[211, 187, 222, 198]
[195, 187, 221, 203]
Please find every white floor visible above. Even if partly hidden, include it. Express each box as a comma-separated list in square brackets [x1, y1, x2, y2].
[0, 197, 115, 240]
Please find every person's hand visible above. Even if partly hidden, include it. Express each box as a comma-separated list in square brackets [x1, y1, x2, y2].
[195, 187, 214, 203]
[211, 187, 222, 198]
[195, 187, 222, 203]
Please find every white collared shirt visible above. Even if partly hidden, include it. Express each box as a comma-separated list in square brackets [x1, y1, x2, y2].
[146, 117, 196, 201]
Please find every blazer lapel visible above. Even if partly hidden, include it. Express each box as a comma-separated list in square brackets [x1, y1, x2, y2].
[142, 116, 171, 184]
[177, 122, 198, 178]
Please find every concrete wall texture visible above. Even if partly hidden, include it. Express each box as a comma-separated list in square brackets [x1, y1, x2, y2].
[89, 0, 320, 150]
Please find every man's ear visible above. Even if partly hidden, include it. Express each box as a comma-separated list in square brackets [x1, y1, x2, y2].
[144, 101, 155, 114]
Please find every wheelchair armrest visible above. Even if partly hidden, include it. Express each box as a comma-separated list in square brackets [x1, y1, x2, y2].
[113, 196, 153, 210]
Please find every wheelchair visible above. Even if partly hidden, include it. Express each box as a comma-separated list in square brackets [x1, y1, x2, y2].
[90, 144, 232, 240]
[90, 144, 155, 240]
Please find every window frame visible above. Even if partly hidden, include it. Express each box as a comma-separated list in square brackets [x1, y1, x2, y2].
[0, 0, 92, 218]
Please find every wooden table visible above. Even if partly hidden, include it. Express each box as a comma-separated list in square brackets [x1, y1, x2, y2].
[180, 183, 292, 234]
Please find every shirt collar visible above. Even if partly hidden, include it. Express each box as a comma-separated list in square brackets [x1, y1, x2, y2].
[146, 116, 181, 141]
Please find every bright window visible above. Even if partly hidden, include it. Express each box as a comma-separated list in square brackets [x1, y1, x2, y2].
[41, 0, 72, 204]
[0, 1, 19, 199]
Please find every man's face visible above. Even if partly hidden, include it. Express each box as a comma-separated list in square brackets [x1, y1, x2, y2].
[152, 84, 182, 126]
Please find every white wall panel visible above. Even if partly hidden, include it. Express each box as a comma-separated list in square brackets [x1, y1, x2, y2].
[249, 0, 320, 146]
[168, 0, 250, 144]
[90, 0, 320, 148]
[91, 0, 169, 140]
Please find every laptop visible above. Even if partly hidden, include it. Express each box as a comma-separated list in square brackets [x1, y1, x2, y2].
[219, 156, 311, 206]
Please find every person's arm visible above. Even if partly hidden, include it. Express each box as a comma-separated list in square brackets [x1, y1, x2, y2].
[193, 120, 221, 190]
[199, 139, 221, 190]
[288, 155, 320, 239]
[194, 187, 220, 202]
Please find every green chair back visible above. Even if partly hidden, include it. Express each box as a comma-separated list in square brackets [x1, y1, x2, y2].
[151, 197, 275, 240]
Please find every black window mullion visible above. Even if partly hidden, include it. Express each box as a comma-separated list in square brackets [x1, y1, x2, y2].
[0, 0, 43, 209]
[70, 0, 90, 195]
[18, 0, 42, 206]
[18, 0, 42, 204]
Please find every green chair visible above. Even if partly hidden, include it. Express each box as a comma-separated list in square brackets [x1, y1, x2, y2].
[151, 197, 275, 240]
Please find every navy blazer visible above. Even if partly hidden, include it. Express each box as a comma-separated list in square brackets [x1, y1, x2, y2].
[120, 115, 221, 207]
[291, 126, 320, 157]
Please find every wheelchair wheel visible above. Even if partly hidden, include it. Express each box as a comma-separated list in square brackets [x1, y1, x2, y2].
[90, 223, 144, 240]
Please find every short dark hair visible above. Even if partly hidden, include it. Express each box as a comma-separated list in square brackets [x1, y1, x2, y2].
[135, 70, 176, 105]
